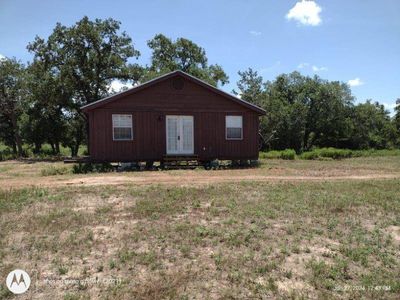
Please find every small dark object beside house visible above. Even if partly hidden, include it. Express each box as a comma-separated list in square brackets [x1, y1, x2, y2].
[81, 70, 265, 165]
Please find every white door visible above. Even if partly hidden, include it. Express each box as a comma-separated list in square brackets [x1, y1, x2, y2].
[166, 116, 194, 155]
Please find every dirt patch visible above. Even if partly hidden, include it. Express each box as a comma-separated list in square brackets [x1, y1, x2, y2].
[275, 237, 341, 297]
[1, 172, 400, 190]
[387, 225, 400, 246]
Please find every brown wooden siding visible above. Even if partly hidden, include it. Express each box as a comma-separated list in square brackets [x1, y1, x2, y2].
[87, 75, 261, 162]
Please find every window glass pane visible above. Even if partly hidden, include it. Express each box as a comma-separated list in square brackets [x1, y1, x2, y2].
[226, 116, 242, 128]
[112, 114, 132, 140]
[227, 127, 242, 139]
[226, 115, 243, 139]
[113, 127, 132, 140]
[112, 114, 132, 127]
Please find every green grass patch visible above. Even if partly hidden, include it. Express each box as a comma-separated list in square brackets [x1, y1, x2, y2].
[261, 148, 400, 160]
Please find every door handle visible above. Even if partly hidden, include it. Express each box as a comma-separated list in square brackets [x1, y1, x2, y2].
[178, 135, 180, 141]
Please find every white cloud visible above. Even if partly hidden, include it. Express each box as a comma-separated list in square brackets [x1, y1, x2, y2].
[298, 62, 327, 72]
[286, 0, 322, 26]
[347, 78, 364, 87]
[260, 61, 281, 73]
[249, 30, 262, 36]
[298, 62, 309, 69]
[312, 65, 327, 72]
[109, 80, 132, 93]
[0, 54, 6, 61]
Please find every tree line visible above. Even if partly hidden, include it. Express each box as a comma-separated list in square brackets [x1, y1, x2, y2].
[235, 69, 400, 152]
[0, 16, 399, 157]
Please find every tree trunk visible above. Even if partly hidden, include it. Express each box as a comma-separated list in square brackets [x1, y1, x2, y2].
[55, 142, 60, 154]
[10, 112, 23, 157]
[12, 142, 17, 156]
[34, 142, 41, 154]
[70, 144, 80, 157]
[50, 143, 56, 155]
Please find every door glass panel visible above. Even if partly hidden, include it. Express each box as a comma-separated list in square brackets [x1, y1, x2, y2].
[167, 117, 178, 153]
[182, 117, 193, 153]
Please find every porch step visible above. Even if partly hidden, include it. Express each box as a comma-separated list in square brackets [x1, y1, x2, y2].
[162, 155, 199, 170]
[162, 155, 199, 162]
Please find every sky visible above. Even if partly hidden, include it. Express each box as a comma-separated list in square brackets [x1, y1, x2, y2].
[0, 0, 399, 112]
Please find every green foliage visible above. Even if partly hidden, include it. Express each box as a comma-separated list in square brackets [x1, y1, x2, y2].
[260, 149, 296, 160]
[394, 99, 400, 148]
[144, 34, 228, 87]
[0, 143, 87, 161]
[236, 69, 398, 152]
[300, 148, 400, 160]
[27, 16, 142, 156]
[300, 148, 352, 160]
[0, 143, 15, 161]
[261, 148, 400, 160]
[350, 100, 396, 149]
[0, 57, 26, 156]
[72, 162, 114, 174]
[279, 149, 296, 160]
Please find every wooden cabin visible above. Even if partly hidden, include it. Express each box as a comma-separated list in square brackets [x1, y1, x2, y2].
[81, 70, 265, 165]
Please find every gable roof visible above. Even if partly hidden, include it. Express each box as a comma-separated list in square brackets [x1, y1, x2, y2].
[81, 70, 266, 115]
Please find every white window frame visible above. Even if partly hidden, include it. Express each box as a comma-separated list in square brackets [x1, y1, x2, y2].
[225, 115, 243, 140]
[112, 114, 133, 141]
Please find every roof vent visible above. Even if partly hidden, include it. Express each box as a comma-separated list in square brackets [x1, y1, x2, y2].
[172, 77, 184, 90]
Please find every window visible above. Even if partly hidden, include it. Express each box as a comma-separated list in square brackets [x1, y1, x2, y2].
[112, 114, 132, 140]
[226, 115, 243, 140]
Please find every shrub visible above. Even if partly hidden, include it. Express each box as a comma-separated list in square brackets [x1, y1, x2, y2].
[260, 149, 296, 160]
[318, 148, 352, 159]
[261, 151, 281, 159]
[300, 151, 320, 160]
[300, 148, 353, 160]
[279, 149, 296, 160]
[72, 163, 114, 174]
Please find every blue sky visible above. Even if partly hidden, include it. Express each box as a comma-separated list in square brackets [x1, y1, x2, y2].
[0, 0, 399, 111]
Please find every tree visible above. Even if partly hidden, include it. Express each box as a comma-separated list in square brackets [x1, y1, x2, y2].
[0, 58, 26, 156]
[144, 34, 228, 87]
[393, 98, 400, 146]
[350, 101, 395, 149]
[234, 68, 264, 106]
[236, 70, 356, 152]
[27, 16, 142, 156]
[21, 60, 71, 154]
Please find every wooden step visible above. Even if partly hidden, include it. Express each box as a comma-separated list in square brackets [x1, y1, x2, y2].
[162, 155, 199, 162]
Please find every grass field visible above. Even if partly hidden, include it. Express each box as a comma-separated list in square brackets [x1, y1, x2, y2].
[0, 157, 399, 299]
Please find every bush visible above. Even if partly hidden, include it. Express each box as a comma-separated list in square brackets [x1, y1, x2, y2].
[319, 148, 352, 159]
[72, 162, 114, 174]
[280, 149, 296, 160]
[300, 151, 319, 160]
[260, 149, 296, 160]
[0, 147, 15, 161]
[260, 151, 281, 159]
[300, 148, 353, 160]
